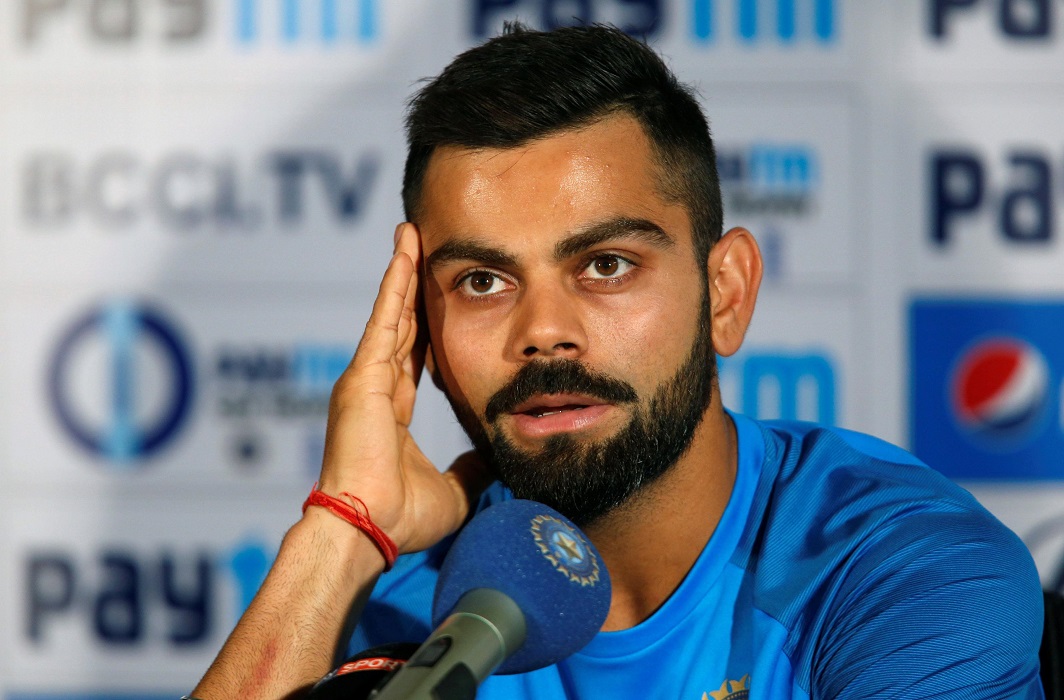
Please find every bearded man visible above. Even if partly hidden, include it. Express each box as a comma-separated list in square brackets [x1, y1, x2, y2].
[192, 24, 1045, 699]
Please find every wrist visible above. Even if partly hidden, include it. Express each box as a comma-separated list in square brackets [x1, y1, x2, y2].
[290, 507, 390, 581]
[301, 484, 398, 570]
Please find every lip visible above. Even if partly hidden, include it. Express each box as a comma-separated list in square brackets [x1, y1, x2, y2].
[507, 394, 614, 439]
[510, 393, 610, 415]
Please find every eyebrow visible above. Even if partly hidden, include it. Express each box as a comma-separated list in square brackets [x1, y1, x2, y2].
[553, 216, 675, 260]
[425, 216, 675, 275]
[426, 240, 519, 275]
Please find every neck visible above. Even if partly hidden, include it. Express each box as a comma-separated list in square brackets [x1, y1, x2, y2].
[584, 399, 738, 631]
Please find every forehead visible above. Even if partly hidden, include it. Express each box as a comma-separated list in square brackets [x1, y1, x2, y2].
[417, 115, 684, 253]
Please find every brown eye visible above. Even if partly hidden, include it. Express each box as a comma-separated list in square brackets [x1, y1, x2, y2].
[469, 273, 495, 293]
[594, 257, 620, 276]
[585, 255, 632, 280]
[459, 270, 507, 296]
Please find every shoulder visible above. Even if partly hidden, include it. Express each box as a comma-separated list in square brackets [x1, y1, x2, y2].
[736, 417, 1044, 697]
[738, 418, 998, 569]
[740, 417, 1038, 599]
[746, 418, 994, 539]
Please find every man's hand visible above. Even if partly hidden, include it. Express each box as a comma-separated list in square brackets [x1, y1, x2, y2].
[317, 223, 486, 553]
[191, 223, 490, 699]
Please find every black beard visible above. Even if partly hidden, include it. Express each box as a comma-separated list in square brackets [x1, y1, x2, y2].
[444, 294, 716, 528]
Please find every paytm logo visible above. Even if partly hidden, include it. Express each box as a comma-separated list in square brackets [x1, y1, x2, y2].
[25, 537, 272, 648]
[910, 298, 1064, 480]
[717, 142, 823, 283]
[471, 0, 661, 38]
[719, 350, 837, 424]
[215, 343, 351, 418]
[471, 0, 836, 44]
[236, 0, 379, 45]
[18, 0, 379, 47]
[48, 301, 195, 465]
[692, 0, 836, 43]
[718, 143, 819, 215]
[930, 148, 1059, 247]
[213, 342, 351, 472]
[19, 0, 206, 45]
[930, 0, 1057, 41]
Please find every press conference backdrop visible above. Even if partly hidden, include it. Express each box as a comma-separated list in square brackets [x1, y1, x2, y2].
[2, 1, 1063, 696]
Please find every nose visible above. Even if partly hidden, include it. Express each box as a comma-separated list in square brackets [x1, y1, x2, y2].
[509, 282, 588, 360]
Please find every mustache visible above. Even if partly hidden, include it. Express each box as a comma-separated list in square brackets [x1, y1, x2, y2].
[484, 360, 638, 423]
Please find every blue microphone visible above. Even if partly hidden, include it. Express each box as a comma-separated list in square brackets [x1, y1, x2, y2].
[370, 499, 611, 699]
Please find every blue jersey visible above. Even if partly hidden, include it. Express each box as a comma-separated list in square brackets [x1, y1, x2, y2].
[351, 413, 1045, 699]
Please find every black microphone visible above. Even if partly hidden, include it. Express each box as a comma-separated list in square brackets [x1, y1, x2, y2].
[369, 499, 612, 699]
[306, 642, 420, 699]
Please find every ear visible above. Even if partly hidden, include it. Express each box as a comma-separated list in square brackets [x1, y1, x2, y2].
[707, 227, 763, 358]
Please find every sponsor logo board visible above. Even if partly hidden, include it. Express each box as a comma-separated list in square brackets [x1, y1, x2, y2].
[0, 0, 863, 86]
[901, 95, 1064, 291]
[897, 0, 1064, 83]
[4, 290, 470, 486]
[0, 0, 454, 87]
[910, 298, 1064, 480]
[718, 292, 853, 428]
[2, 497, 285, 692]
[1, 95, 403, 286]
[470, 0, 840, 44]
[12, 0, 382, 48]
[720, 349, 837, 425]
[634, 0, 862, 82]
[709, 97, 856, 287]
[47, 301, 196, 465]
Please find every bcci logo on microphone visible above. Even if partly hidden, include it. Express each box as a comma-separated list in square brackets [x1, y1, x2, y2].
[910, 299, 1064, 480]
[530, 514, 600, 587]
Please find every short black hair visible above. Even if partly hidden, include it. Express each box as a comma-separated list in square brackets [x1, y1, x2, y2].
[402, 23, 723, 265]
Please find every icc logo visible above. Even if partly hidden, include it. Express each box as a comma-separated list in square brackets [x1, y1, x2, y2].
[48, 300, 195, 466]
[949, 336, 1049, 445]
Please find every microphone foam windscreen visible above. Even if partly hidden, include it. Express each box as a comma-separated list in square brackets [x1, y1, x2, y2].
[432, 499, 611, 675]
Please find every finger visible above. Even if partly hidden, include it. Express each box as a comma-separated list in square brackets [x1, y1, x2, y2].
[408, 294, 432, 390]
[353, 250, 415, 370]
[404, 328, 427, 389]
[395, 222, 422, 271]
[393, 267, 422, 425]
[394, 223, 422, 354]
[396, 253, 420, 359]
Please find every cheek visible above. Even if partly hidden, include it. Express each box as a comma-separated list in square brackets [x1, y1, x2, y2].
[428, 295, 510, 409]
[589, 283, 701, 377]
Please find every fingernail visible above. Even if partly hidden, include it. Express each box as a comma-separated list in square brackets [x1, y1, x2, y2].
[393, 224, 405, 247]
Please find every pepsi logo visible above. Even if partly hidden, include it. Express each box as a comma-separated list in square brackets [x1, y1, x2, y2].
[949, 336, 1050, 445]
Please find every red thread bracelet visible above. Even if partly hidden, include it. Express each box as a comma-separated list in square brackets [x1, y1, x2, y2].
[302, 484, 398, 571]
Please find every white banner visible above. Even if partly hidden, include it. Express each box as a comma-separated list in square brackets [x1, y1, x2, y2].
[1, 0, 1062, 694]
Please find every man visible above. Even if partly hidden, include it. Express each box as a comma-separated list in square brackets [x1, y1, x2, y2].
[193, 24, 1045, 699]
